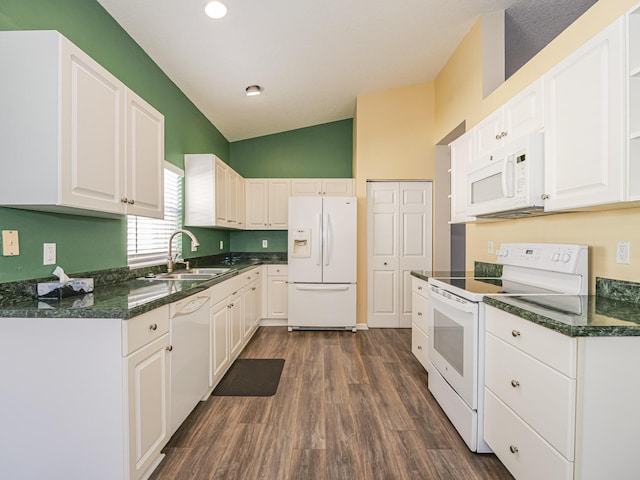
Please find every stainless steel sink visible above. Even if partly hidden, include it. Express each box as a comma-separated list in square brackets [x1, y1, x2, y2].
[145, 267, 231, 281]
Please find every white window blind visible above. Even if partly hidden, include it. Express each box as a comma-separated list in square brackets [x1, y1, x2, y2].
[127, 164, 183, 268]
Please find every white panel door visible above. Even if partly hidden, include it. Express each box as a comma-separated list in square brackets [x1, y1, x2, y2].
[367, 181, 432, 328]
[288, 196, 322, 283]
[367, 182, 399, 327]
[399, 182, 433, 327]
[322, 196, 357, 283]
[125, 89, 164, 218]
[245, 179, 269, 229]
[543, 17, 625, 211]
[60, 39, 125, 214]
[268, 179, 291, 229]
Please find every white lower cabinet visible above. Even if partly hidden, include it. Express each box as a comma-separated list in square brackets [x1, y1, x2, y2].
[411, 277, 430, 371]
[125, 333, 171, 480]
[266, 265, 288, 319]
[209, 267, 263, 388]
[0, 305, 170, 480]
[484, 305, 640, 480]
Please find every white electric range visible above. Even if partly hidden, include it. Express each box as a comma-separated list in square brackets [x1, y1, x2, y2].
[426, 243, 588, 453]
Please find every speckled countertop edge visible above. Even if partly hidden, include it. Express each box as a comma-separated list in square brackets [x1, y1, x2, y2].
[0, 252, 286, 320]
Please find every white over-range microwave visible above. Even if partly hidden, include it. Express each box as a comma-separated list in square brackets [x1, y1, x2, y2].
[466, 131, 545, 218]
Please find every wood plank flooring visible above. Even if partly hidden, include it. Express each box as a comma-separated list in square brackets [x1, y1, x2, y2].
[150, 327, 513, 480]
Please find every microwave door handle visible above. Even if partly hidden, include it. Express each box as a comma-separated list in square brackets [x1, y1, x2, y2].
[502, 154, 515, 198]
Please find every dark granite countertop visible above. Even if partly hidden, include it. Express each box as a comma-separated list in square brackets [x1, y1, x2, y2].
[411, 261, 503, 282]
[484, 294, 640, 337]
[0, 252, 288, 320]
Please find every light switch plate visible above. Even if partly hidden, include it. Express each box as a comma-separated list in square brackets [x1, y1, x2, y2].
[219, 240, 224, 250]
[44, 243, 56, 265]
[262, 239, 268, 248]
[2, 230, 19, 256]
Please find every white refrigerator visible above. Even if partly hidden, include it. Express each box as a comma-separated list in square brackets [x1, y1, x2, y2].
[287, 196, 357, 331]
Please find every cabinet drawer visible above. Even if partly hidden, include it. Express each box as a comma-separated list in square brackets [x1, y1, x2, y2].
[411, 292, 429, 332]
[267, 264, 288, 276]
[412, 277, 429, 298]
[484, 389, 573, 480]
[411, 323, 429, 372]
[485, 305, 577, 377]
[238, 266, 261, 285]
[485, 333, 576, 459]
[122, 305, 169, 356]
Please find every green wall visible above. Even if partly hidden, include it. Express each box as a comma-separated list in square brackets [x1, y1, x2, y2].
[0, 0, 230, 282]
[0, 2, 354, 280]
[229, 120, 354, 252]
[230, 119, 353, 178]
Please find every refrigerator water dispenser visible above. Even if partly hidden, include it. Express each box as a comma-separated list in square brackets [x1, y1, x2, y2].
[291, 228, 311, 258]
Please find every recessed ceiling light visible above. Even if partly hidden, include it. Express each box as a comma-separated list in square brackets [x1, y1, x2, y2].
[245, 85, 263, 96]
[204, 1, 227, 19]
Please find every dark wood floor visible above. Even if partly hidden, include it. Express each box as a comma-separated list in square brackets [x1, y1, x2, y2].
[150, 327, 513, 480]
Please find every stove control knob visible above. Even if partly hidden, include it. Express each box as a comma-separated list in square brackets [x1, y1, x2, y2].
[561, 253, 571, 263]
[551, 252, 560, 262]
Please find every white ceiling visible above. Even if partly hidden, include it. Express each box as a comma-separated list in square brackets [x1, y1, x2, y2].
[97, 0, 523, 142]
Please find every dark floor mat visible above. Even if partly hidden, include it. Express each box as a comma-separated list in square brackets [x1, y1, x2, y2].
[212, 358, 285, 397]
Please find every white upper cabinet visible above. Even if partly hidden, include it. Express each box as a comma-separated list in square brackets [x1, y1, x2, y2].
[627, 5, 640, 201]
[474, 79, 544, 158]
[290, 178, 354, 196]
[184, 154, 244, 229]
[543, 17, 626, 211]
[246, 179, 291, 230]
[449, 132, 476, 223]
[0, 30, 164, 218]
[124, 89, 164, 218]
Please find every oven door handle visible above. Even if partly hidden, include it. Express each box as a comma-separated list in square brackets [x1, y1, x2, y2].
[430, 290, 477, 313]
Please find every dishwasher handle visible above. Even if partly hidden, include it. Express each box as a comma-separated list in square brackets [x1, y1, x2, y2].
[173, 295, 209, 316]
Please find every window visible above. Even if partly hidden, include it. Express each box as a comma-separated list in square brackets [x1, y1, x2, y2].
[127, 162, 183, 268]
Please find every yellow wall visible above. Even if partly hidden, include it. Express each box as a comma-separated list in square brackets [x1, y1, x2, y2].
[353, 82, 435, 324]
[434, 0, 640, 293]
[354, 0, 640, 324]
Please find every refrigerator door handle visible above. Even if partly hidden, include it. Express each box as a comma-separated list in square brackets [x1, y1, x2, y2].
[325, 213, 331, 266]
[323, 213, 329, 266]
[293, 284, 350, 292]
[316, 213, 322, 266]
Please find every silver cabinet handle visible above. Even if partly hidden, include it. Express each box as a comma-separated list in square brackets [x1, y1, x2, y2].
[417, 345, 422, 350]
[128, 199, 135, 205]
[417, 312, 423, 316]
[509, 445, 519, 454]
[384, 262, 388, 266]
[511, 330, 521, 337]
[166, 345, 173, 352]
[121, 197, 128, 204]
[149, 323, 158, 331]
[541, 194, 550, 200]
[251, 287, 256, 291]
[511, 380, 520, 388]
[418, 285, 422, 290]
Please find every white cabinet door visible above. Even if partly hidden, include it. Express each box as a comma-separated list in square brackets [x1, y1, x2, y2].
[544, 18, 625, 211]
[210, 297, 230, 386]
[237, 176, 246, 229]
[124, 89, 164, 218]
[291, 179, 322, 196]
[290, 178, 353, 196]
[60, 34, 126, 214]
[125, 334, 170, 480]
[245, 179, 269, 229]
[215, 158, 228, 226]
[227, 169, 239, 226]
[449, 132, 476, 223]
[322, 178, 354, 196]
[268, 179, 291, 229]
[267, 275, 288, 318]
[474, 79, 544, 159]
[229, 290, 243, 360]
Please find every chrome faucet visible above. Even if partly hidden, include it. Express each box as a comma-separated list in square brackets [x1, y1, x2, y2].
[167, 229, 200, 272]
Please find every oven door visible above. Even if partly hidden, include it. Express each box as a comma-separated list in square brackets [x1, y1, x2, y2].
[428, 287, 479, 409]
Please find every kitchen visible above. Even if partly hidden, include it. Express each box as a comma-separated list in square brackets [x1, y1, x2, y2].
[1, 0, 640, 479]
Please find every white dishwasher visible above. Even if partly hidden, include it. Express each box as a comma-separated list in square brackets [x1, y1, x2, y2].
[169, 294, 210, 435]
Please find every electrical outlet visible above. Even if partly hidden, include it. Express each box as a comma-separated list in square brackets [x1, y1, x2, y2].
[2, 230, 19, 256]
[616, 241, 631, 264]
[219, 240, 224, 250]
[43, 243, 56, 265]
[488, 240, 494, 254]
[262, 239, 268, 248]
